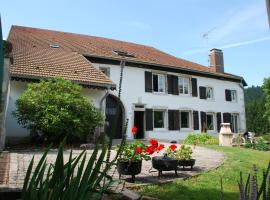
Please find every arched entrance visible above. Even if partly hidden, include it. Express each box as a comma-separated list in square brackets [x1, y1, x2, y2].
[105, 94, 124, 139]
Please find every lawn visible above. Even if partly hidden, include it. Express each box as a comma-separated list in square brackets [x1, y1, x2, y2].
[135, 146, 270, 200]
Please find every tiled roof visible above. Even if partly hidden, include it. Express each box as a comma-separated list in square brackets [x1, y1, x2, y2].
[8, 25, 244, 87]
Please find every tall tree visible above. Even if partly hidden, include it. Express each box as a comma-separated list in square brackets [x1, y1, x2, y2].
[262, 77, 270, 122]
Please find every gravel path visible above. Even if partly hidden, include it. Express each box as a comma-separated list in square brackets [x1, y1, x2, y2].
[0, 144, 225, 190]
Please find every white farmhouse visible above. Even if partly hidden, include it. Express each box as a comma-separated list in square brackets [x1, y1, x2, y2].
[5, 26, 247, 144]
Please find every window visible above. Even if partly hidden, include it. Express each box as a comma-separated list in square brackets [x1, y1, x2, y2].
[206, 113, 215, 131]
[99, 67, 110, 77]
[153, 74, 165, 93]
[180, 111, 191, 128]
[153, 110, 165, 129]
[231, 114, 239, 133]
[231, 90, 237, 102]
[179, 77, 190, 94]
[206, 87, 214, 100]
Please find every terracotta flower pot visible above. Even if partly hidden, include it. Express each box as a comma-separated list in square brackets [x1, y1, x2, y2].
[178, 159, 196, 169]
[152, 156, 178, 176]
[117, 160, 142, 182]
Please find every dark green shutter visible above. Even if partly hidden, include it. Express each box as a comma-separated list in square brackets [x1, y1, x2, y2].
[199, 86, 206, 99]
[193, 111, 199, 130]
[225, 89, 232, 101]
[167, 75, 173, 94]
[216, 112, 221, 132]
[200, 111, 207, 132]
[172, 75, 179, 95]
[145, 109, 153, 131]
[168, 110, 180, 130]
[191, 78, 198, 97]
[223, 113, 232, 123]
[145, 71, 152, 92]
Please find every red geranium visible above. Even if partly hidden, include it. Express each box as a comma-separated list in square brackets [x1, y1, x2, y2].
[146, 145, 155, 155]
[135, 146, 142, 154]
[157, 144, 165, 151]
[132, 126, 138, 134]
[169, 144, 177, 151]
[149, 139, 158, 148]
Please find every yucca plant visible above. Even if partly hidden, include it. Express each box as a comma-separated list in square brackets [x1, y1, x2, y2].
[238, 162, 270, 200]
[21, 60, 128, 200]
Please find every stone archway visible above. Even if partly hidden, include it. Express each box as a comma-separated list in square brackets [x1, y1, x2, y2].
[105, 94, 125, 139]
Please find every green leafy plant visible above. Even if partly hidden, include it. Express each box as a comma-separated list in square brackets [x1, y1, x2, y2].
[13, 78, 103, 143]
[175, 145, 193, 160]
[117, 140, 151, 162]
[183, 133, 218, 145]
[262, 133, 270, 141]
[245, 137, 269, 151]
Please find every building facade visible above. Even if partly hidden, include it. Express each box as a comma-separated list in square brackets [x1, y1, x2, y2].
[5, 26, 247, 144]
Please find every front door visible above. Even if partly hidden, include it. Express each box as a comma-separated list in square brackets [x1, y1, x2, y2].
[134, 111, 144, 139]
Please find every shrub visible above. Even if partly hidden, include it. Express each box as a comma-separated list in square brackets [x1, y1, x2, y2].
[245, 137, 269, 151]
[183, 133, 218, 145]
[13, 78, 103, 143]
[262, 133, 270, 141]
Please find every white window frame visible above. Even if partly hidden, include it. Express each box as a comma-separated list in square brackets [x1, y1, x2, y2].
[231, 113, 240, 133]
[206, 113, 215, 132]
[178, 77, 190, 95]
[153, 110, 167, 130]
[206, 87, 214, 100]
[180, 110, 192, 130]
[152, 73, 166, 94]
[231, 90, 237, 102]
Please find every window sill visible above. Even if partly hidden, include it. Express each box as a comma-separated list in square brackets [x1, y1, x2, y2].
[181, 128, 193, 131]
[152, 92, 166, 95]
[153, 128, 167, 131]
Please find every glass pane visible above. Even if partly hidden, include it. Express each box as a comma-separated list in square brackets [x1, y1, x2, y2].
[153, 75, 158, 92]
[179, 77, 183, 94]
[207, 114, 214, 130]
[184, 78, 189, 94]
[232, 90, 237, 101]
[181, 112, 189, 128]
[158, 75, 165, 92]
[154, 111, 164, 128]
[206, 88, 213, 99]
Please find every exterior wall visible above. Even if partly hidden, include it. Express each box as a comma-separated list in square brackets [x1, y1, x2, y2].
[5, 80, 106, 142]
[93, 63, 246, 141]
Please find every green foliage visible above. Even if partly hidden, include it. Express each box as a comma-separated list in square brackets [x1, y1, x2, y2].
[263, 77, 270, 123]
[262, 133, 270, 141]
[237, 162, 270, 200]
[117, 141, 151, 162]
[22, 138, 124, 200]
[245, 85, 270, 135]
[183, 133, 218, 145]
[175, 145, 193, 160]
[13, 78, 103, 142]
[245, 137, 269, 151]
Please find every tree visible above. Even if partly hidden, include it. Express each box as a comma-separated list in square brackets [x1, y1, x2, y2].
[263, 77, 270, 123]
[13, 78, 103, 143]
[244, 85, 270, 134]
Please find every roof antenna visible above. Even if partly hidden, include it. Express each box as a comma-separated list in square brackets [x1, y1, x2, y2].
[201, 27, 216, 66]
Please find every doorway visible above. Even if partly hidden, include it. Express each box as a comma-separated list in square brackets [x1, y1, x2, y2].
[105, 94, 124, 139]
[134, 111, 144, 139]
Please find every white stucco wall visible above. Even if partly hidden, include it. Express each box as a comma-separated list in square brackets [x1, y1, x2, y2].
[5, 81, 106, 140]
[93, 63, 246, 141]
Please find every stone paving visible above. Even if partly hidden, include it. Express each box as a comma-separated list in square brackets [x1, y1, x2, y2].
[0, 144, 225, 190]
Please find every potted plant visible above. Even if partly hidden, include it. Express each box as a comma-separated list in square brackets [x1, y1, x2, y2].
[175, 145, 195, 169]
[150, 140, 179, 177]
[117, 128, 151, 182]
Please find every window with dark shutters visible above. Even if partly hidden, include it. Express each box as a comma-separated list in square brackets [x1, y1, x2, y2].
[167, 75, 179, 95]
[200, 111, 207, 132]
[216, 112, 221, 132]
[199, 86, 206, 99]
[145, 109, 153, 130]
[168, 110, 180, 130]
[193, 111, 199, 130]
[145, 71, 152, 92]
[191, 78, 198, 97]
[225, 89, 232, 101]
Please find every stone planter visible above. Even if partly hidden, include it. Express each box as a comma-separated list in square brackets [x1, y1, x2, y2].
[178, 159, 196, 169]
[117, 160, 142, 182]
[152, 156, 178, 176]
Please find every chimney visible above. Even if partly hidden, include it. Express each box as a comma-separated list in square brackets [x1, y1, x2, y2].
[209, 48, 224, 73]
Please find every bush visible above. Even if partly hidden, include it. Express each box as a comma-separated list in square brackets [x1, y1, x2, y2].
[183, 133, 218, 145]
[13, 78, 103, 143]
[262, 133, 270, 141]
[245, 137, 269, 151]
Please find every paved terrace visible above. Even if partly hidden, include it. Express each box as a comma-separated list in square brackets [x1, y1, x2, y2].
[0, 143, 225, 191]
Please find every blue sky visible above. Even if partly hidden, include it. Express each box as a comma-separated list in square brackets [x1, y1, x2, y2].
[1, 0, 269, 86]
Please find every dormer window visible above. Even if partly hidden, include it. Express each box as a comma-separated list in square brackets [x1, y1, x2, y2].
[113, 50, 135, 58]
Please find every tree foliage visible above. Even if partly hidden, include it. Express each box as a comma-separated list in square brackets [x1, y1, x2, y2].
[262, 77, 270, 123]
[13, 78, 103, 142]
[244, 85, 270, 134]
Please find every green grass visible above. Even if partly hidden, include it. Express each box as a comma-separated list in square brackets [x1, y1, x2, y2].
[135, 146, 270, 200]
